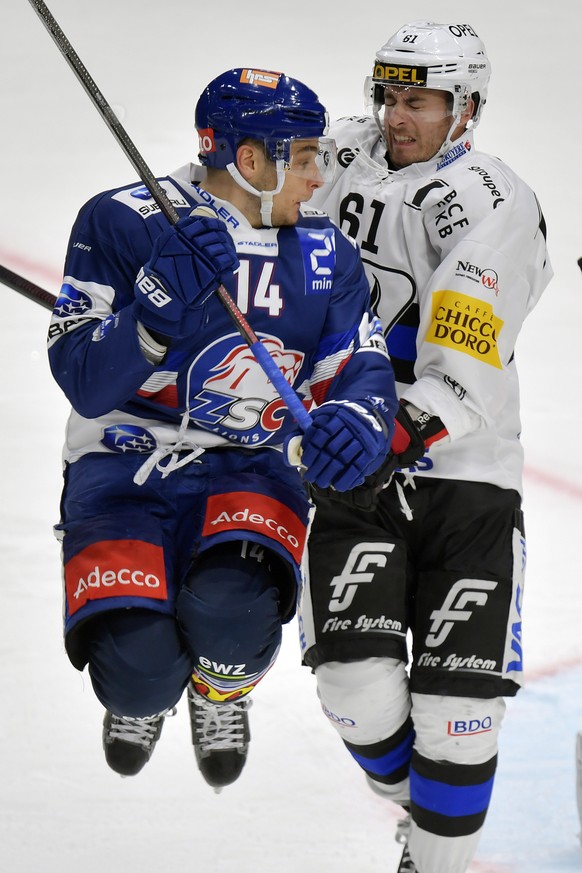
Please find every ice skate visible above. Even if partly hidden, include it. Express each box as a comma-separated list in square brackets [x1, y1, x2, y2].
[188, 682, 251, 792]
[396, 841, 417, 873]
[102, 707, 175, 776]
[395, 813, 417, 872]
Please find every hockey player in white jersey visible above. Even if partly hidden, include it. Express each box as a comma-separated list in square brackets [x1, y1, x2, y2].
[299, 22, 553, 873]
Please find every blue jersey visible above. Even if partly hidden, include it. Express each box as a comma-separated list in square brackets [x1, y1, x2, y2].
[48, 163, 397, 463]
[49, 164, 397, 655]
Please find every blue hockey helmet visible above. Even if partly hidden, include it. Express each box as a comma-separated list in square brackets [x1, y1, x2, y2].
[195, 68, 330, 169]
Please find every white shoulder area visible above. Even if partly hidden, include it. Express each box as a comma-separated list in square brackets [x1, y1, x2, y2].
[439, 148, 528, 208]
[329, 115, 382, 158]
[308, 115, 384, 211]
[168, 163, 195, 185]
[413, 147, 540, 244]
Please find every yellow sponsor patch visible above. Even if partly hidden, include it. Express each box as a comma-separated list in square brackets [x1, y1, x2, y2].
[427, 290, 503, 369]
[191, 672, 255, 703]
[373, 62, 428, 85]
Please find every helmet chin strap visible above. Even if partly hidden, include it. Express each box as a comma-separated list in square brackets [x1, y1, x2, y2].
[226, 161, 287, 227]
[433, 114, 473, 162]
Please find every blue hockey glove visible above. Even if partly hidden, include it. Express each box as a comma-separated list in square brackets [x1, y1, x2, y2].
[133, 214, 239, 341]
[296, 400, 391, 492]
[306, 401, 447, 511]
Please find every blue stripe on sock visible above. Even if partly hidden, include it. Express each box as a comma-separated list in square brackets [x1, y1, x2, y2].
[410, 769, 495, 818]
[348, 729, 414, 778]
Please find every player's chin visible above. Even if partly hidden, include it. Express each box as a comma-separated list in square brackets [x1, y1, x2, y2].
[281, 204, 302, 225]
[388, 138, 420, 168]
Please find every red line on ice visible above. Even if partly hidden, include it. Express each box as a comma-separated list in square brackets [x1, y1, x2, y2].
[0, 249, 61, 289]
[524, 463, 582, 500]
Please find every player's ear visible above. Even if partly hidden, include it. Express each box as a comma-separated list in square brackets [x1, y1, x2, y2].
[236, 142, 262, 182]
[463, 96, 476, 127]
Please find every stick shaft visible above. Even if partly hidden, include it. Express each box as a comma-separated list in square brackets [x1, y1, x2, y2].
[28, 0, 312, 432]
[0, 264, 56, 310]
[28, 0, 178, 225]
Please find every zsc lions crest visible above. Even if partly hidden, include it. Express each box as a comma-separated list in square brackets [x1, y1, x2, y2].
[187, 332, 305, 446]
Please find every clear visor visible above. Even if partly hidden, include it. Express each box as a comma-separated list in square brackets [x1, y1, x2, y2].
[364, 78, 456, 124]
[270, 136, 337, 185]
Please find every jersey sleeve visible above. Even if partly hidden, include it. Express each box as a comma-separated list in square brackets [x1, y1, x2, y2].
[402, 162, 553, 441]
[47, 189, 168, 419]
[306, 223, 398, 432]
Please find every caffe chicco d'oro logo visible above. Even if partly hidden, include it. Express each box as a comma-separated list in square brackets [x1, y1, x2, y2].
[426, 290, 503, 368]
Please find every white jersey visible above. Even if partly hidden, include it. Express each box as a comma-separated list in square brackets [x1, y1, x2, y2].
[308, 117, 553, 493]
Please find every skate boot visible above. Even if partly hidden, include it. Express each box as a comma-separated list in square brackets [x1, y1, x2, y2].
[102, 707, 175, 776]
[395, 814, 417, 873]
[188, 682, 251, 791]
[396, 842, 417, 873]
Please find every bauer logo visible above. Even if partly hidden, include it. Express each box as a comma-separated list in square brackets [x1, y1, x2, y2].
[100, 424, 157, 454]
[329, 543, 395, 612]
[426, 290, 503, 369]
[373, 62, 428, 86]
[136, 268, 172, 308]
[65, 539, 167, 616]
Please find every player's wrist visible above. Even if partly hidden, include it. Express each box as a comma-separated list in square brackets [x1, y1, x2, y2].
[401, 400, 449, 449]
[136, 318, 169, 364]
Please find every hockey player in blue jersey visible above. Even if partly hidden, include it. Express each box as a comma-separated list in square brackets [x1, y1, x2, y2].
[48, 67, 398, 788]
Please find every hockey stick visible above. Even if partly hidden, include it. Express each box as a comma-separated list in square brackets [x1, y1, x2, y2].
[1, 258, 305, 464]
[0, 264, 56, 311]
[27, 0, 312, 437]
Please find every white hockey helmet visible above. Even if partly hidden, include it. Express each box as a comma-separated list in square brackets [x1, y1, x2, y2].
[366, 21, 491, 129]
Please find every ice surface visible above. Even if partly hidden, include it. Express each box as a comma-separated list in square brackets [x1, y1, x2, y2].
[1, 2, 581, 871]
